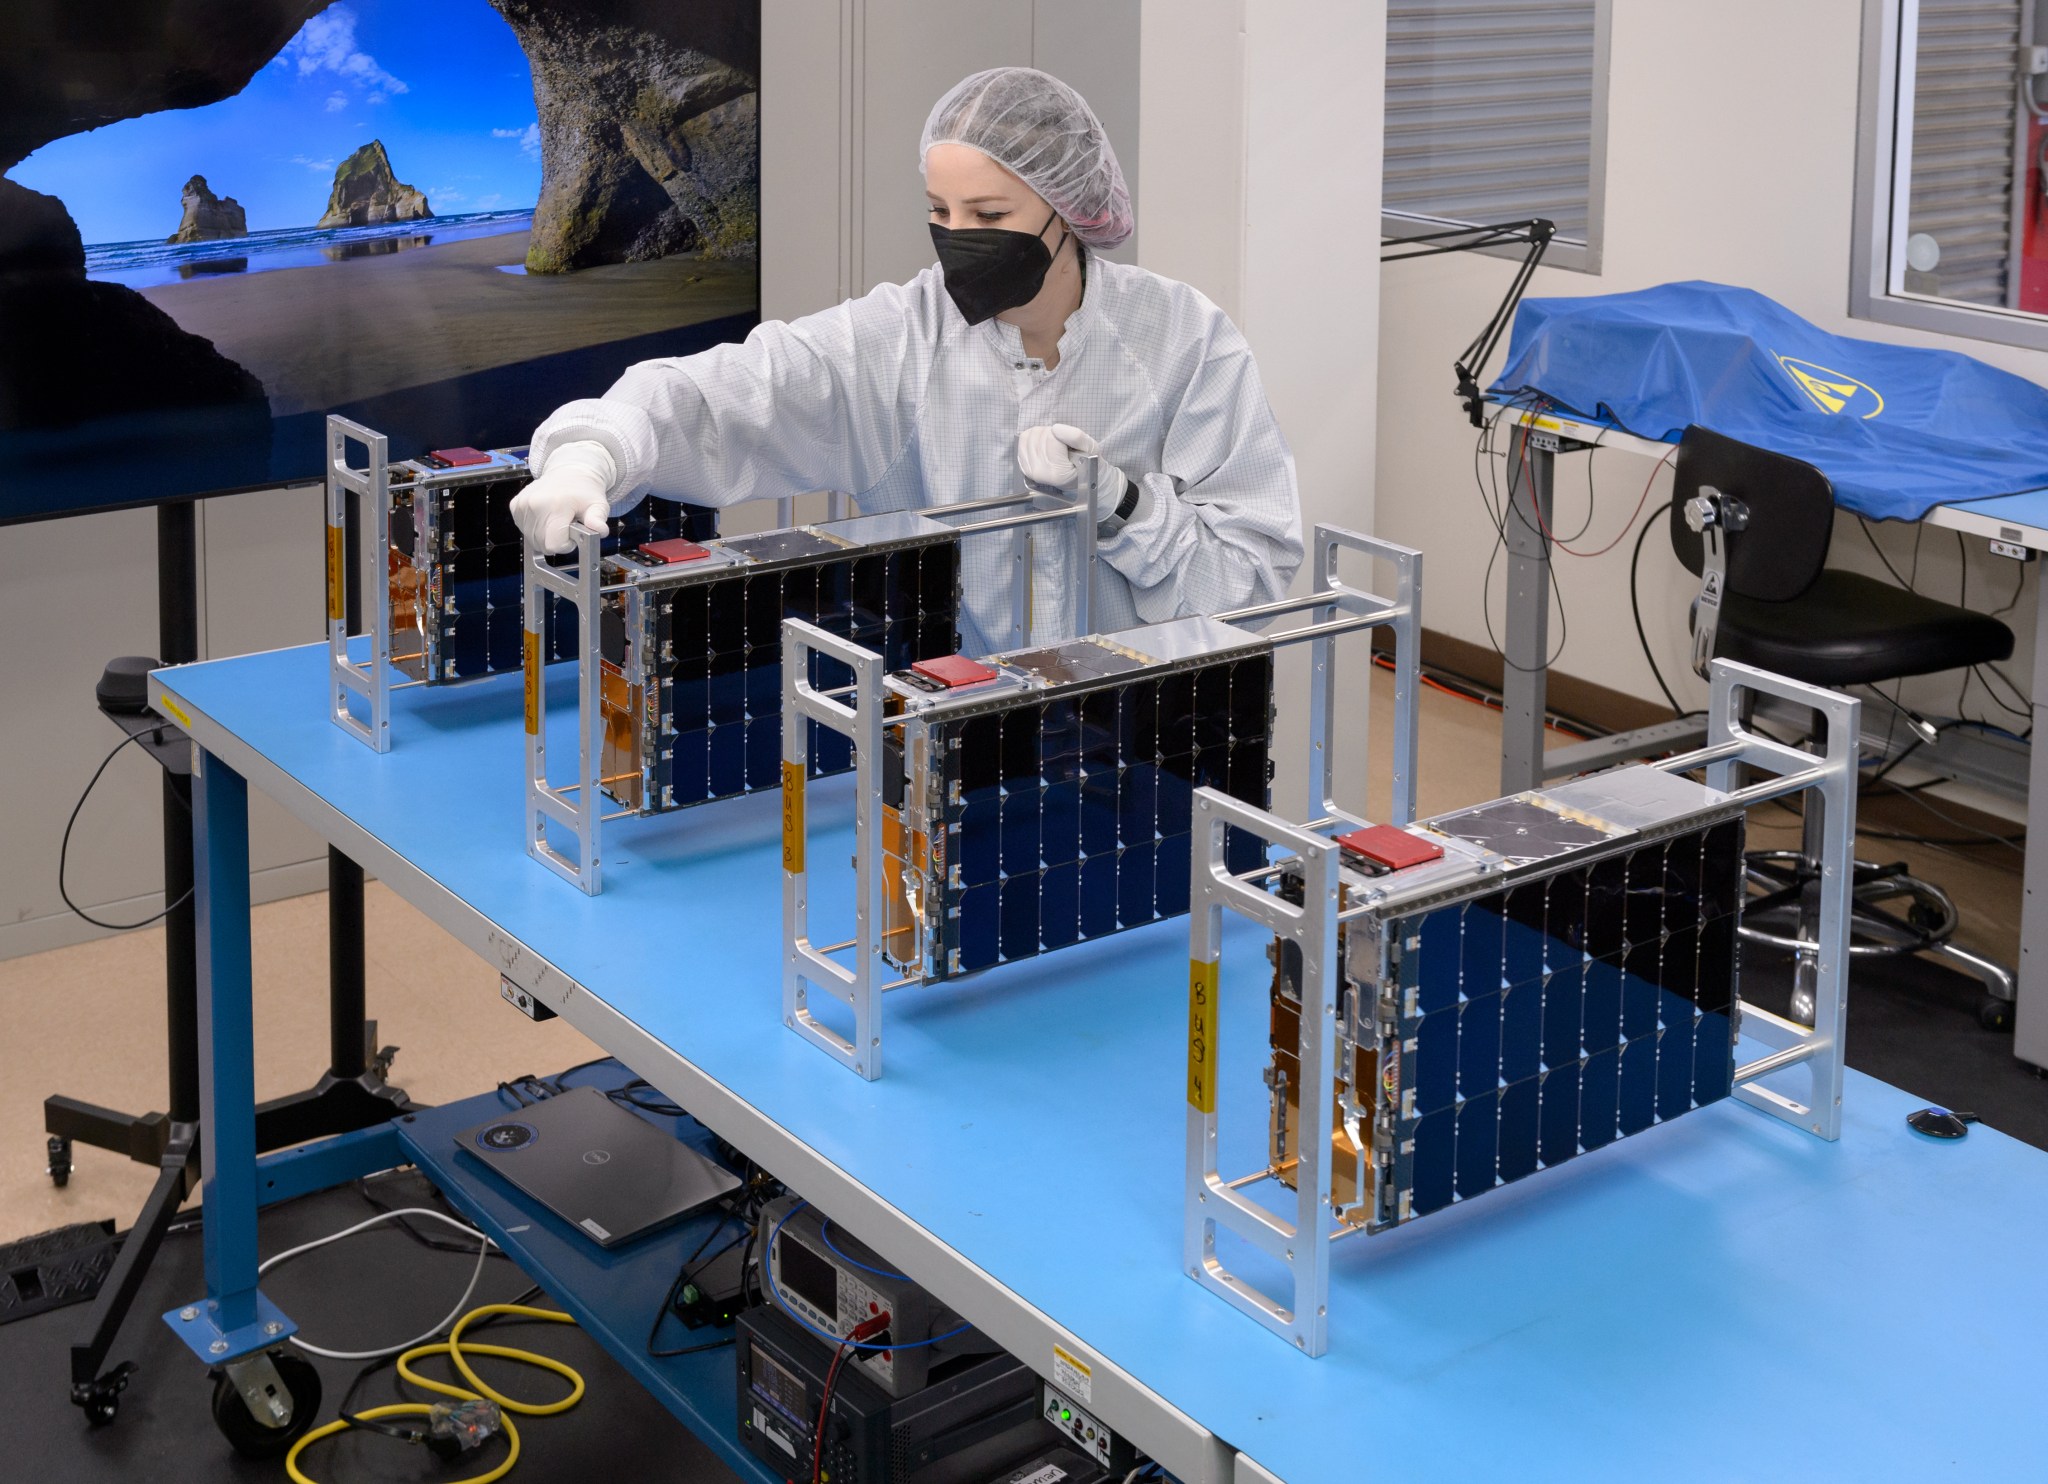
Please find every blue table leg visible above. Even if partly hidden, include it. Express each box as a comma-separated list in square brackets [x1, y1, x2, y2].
[163, 750, 296, 1362]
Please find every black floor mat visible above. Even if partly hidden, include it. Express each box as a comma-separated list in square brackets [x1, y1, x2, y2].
[0, 1172, 743, 1483]
[1742, 944, 2048, 1150]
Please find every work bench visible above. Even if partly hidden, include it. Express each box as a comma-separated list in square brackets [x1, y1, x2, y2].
[151, 644, 2048, 1482]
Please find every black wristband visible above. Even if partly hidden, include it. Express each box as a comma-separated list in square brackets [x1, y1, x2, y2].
[1112, 475, 1141, 523]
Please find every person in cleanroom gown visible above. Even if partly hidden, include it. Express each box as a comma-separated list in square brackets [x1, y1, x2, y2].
[511, 65, 1302, 656]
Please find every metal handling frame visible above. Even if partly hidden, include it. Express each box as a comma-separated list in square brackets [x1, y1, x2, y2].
[325, 415, 402, 753]
[1183, 659, 1858, 1357]
[781, 523, 1423, 1081]
[522, 469, 1106, 896]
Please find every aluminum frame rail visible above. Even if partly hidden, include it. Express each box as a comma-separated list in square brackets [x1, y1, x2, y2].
[781, 524, 1424, 1081]
[1183, 658, 1859, 1356]
[325, 415, 405, 753]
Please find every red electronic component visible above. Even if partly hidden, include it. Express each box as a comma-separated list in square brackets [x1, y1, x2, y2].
[911, 655, 999, 688]
[1334, 824, 1445, 871]
[636, 538, 711, 565]
[428, 446, 492, 467]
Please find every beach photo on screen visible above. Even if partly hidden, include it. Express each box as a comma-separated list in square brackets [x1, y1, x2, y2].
[0, 0, 761, 520]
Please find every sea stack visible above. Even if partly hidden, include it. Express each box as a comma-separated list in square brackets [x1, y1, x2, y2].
[166, 175, 248, 243]
[316, 140, 431, 229]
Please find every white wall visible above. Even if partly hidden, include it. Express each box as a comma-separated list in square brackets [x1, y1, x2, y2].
[1140, 0, 1388, 815]
[1376, 0, 2040, 730]
[0, 491, 331, 960]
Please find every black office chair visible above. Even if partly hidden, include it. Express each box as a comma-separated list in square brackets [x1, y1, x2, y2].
[1670, 425, 2018, 1030]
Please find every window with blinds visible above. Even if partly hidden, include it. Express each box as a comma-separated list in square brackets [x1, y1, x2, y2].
[1898, 0, 2023, 308]
[1383, 0, 1609, 265]
[1854, 0, 2048, 348]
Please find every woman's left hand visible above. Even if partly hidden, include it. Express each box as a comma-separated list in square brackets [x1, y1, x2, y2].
[1017, 423, 1105, 490]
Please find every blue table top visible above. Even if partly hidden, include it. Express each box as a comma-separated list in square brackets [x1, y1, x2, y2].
[160, 645, 2048, 1482]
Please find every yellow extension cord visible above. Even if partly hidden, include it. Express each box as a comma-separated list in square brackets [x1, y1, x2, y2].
[285, 1302, 586, 1484]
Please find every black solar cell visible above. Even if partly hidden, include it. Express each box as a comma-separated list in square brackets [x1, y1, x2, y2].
[1382, 818, 1745, 1225]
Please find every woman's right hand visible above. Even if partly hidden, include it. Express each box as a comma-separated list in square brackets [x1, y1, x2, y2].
[510, 441, 617, 554]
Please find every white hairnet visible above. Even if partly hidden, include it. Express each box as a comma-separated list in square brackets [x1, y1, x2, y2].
[920, 67, 1132, 249]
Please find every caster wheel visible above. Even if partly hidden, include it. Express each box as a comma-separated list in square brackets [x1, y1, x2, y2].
[81, 1392, 118, 1427]
[1978, 996, 2015, 1033]
[47, 1134, 71, 1188]
[210, 1351, 321, 1458]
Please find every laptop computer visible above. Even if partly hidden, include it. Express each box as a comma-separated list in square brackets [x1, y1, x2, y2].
[455, 1085, 742, 1249]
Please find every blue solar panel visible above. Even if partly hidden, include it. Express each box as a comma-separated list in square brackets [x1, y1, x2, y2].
[1259, 796, 1744, 1236]
[626, 534, 959, 813]
[920, 651, 1274, 982]
[394, 461, 712, 684]
[1378, 817, 1744, 1225]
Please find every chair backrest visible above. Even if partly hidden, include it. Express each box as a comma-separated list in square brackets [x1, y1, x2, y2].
[1668, 425, 1835, 602]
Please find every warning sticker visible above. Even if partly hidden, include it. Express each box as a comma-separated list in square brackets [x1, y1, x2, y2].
[1051, 1342, 1093, 1405]
[1012, 1468, 1068, 1484]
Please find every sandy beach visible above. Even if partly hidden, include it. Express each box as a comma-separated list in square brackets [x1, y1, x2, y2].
[138, 230, 758, 416]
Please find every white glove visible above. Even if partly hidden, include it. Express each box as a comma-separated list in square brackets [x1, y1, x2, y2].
[1018, 423, 1126, 499]
[510, 440, 616, 554]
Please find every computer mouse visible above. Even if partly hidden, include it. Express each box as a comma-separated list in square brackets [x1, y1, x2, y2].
[1906, 1107, 1978, 1139]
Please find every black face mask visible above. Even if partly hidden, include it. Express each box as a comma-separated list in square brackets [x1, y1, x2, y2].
[930, 209, 1069, 326]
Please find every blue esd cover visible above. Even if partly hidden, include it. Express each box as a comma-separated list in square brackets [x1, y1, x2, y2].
[1489, 280, 2048, 520]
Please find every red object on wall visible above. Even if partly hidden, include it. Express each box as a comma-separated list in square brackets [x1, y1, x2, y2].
[2017, 114, 2048, 314]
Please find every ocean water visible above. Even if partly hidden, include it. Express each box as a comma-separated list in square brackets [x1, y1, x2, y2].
[85, 209, 535, 291]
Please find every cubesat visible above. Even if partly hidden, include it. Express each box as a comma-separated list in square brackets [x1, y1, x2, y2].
[782, 526, 1424, 1079]
[322, 415, 712, 751]
[1182, 659, 1863, 1356]
[525, 474, 1109, 893]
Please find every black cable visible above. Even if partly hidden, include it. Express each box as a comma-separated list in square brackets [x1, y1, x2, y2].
[358, 1174, 517, 1263]
[1628, 498, 1690, 719]
[647, 1220, 749, 1359]
[609, 1080, 688, 1118]
[59, 726, 194, 932]
[1474, 393, 1572, 672]
[1992, 554, 2028, 616]
[1975, 661, 2033, 722]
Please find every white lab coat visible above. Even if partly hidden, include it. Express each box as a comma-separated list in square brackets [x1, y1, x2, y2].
[530, 257, 1303, 656]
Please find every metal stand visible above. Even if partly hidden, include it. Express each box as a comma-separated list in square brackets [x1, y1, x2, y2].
[1497, 421, 1710, 790]
[1184, 659, 1860, 1356]
[523, 521, 609, 893]
[782, 523, 1424, 1080]
[326, 416, 401, 752]
[47, 500, 409, 1427]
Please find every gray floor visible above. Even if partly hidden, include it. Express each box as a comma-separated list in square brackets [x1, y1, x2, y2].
[0, 1171, 743, 1482]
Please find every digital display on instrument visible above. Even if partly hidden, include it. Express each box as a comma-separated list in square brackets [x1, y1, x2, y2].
[750, 1348, 810, 1426]
[778, 1235, 840, 1326]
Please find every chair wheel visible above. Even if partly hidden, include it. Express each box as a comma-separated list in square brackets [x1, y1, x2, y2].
[210, 1350, 320, 1458]
[46, 1134, 71, 1188]
[1978, 996, 2015, 1033]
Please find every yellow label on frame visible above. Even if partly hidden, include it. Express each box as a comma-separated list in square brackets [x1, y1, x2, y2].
[1187, 958, 1220, 1114]
[325, 525, 345, 623]
[522, 629, 540, 735]
[781, 760, 805, 873]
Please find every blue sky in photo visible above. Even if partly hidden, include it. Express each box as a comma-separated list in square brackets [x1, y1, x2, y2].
[9, 1, 541, 246]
